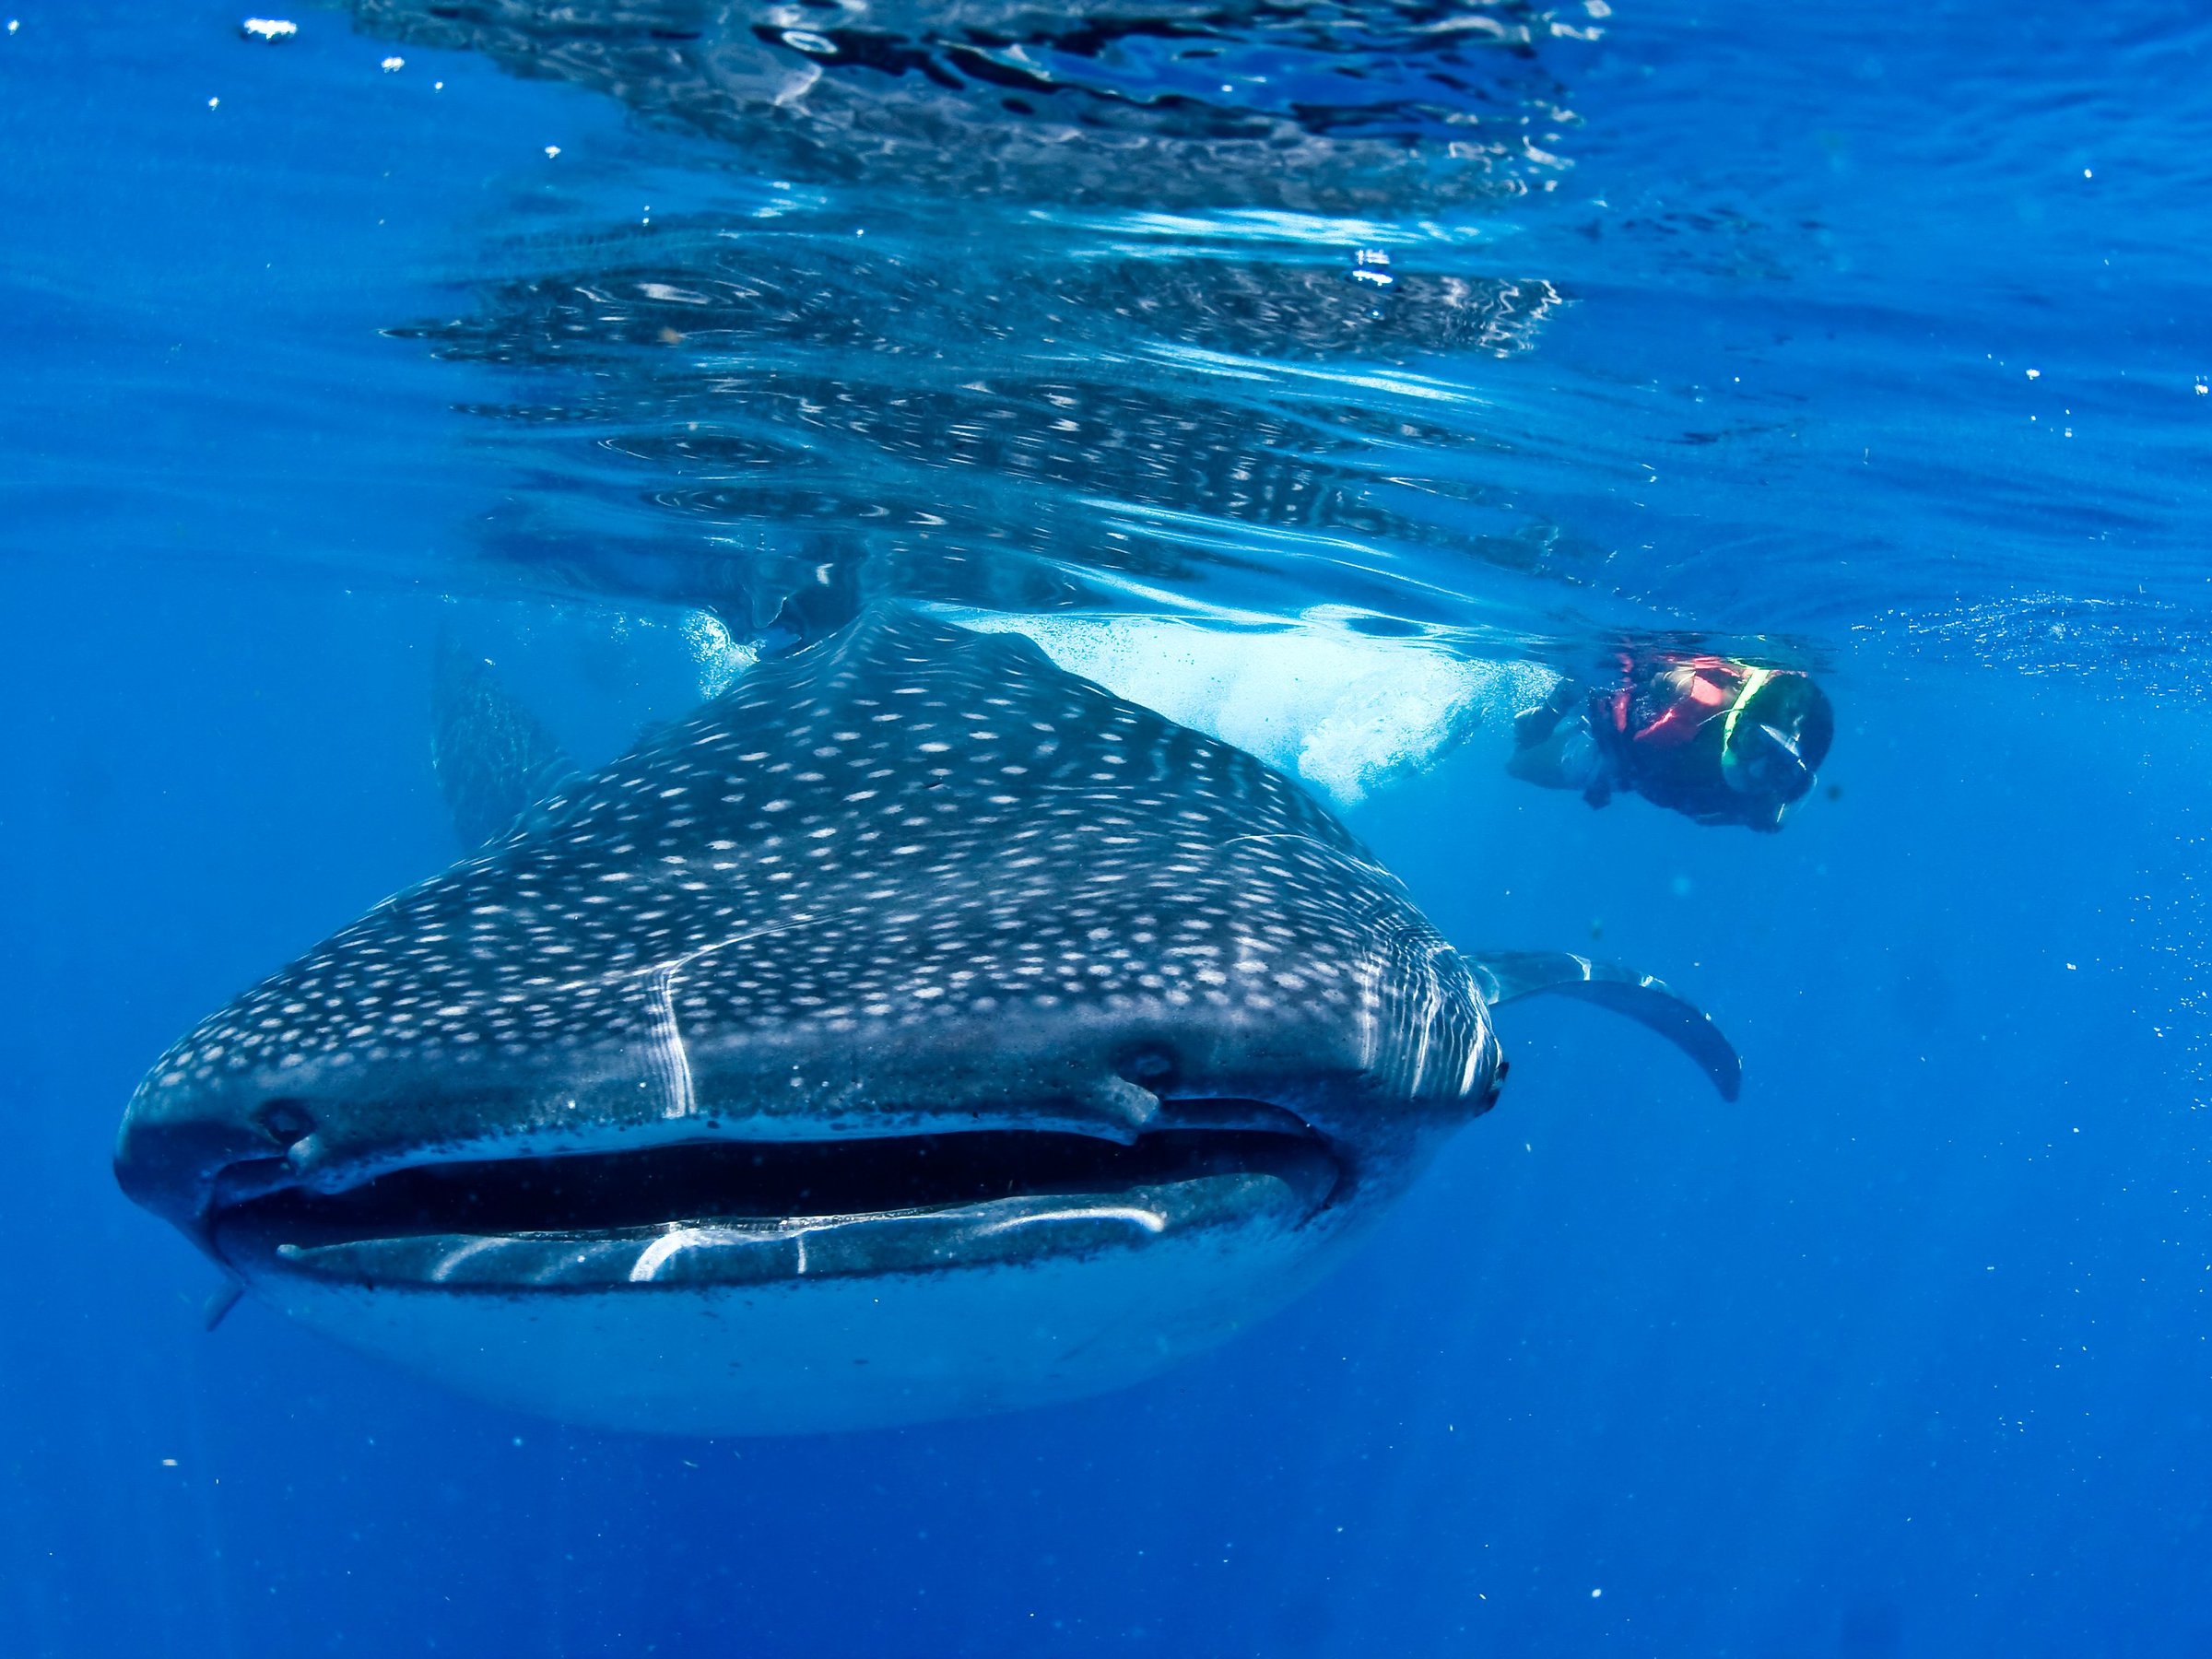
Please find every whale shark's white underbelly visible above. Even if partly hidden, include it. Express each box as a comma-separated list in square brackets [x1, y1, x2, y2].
[906, 606, 1553, 808]
[251, 1210, 1363, 1435]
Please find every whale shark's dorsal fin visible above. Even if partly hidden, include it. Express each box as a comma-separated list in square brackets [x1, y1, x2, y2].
[430, 634, 577, 851]
[1469, 950, 1743, 1102]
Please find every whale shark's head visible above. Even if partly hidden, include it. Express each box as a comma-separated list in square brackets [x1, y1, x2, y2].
[117, 608, 1512, 1434]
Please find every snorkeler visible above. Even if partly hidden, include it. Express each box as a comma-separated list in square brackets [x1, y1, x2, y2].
[1508, 652, 1833, 831]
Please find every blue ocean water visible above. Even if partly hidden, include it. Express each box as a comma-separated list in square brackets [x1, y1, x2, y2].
[5, 1, 2210, 1653]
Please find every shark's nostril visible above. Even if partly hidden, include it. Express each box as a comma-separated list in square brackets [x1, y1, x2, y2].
[252, 1099, 315, 1149]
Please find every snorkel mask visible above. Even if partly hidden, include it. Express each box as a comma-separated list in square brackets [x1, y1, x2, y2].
[1720, 669, 1819, 806]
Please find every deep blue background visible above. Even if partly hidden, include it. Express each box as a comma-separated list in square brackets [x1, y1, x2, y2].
[5, 2, 2209, 1654]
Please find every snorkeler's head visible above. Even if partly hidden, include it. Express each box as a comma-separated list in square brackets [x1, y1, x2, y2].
[1720, 671, 1833, 809]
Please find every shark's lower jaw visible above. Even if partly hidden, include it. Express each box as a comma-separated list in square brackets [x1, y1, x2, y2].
[203, 1110, 1369, 1435]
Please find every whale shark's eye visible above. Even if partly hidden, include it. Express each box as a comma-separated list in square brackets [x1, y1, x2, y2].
[251, 1099, 314, 1149]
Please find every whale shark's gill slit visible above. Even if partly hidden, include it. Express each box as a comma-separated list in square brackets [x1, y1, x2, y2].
[638, 920, 820, 1122]
[639, 961, 696, 1121]
[1353, 953, 1384, 1074]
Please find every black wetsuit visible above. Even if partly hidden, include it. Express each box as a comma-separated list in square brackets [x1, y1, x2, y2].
[1594, 657, 1773, 829]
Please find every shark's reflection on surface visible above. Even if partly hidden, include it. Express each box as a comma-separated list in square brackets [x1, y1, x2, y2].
[394, 214, 1568, 629]
[348, 0, 1596, 635]
[353, 0, 1582, 213]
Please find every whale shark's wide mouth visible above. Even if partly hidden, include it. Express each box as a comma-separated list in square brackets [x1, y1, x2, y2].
[208, 1102, 1345, 1292]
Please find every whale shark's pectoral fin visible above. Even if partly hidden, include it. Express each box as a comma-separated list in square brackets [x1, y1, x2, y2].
[431, 633, 578, 851]
[1469, 950, 1743, 1102]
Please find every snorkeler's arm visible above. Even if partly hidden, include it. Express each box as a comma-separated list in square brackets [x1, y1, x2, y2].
[1506, 710, 1613, 804]
[1512, 678, 1583, 749]
[1505, 724, 1572, 787]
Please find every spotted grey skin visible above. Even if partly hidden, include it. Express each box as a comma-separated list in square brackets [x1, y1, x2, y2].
[123, 603, 1487, 1207]
[115, 606, 1734, 1433]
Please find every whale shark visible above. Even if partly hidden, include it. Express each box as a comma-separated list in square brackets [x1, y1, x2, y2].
[115, 607, 1736, 1435]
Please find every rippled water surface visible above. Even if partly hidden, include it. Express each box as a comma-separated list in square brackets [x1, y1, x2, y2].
[6, 2, 2211, 1653]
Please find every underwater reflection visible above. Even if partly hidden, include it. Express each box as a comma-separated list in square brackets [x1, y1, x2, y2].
[391, 214, 1567, 627]
[348, 1, 1601, 630]
[350, 0, 1585, 212]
